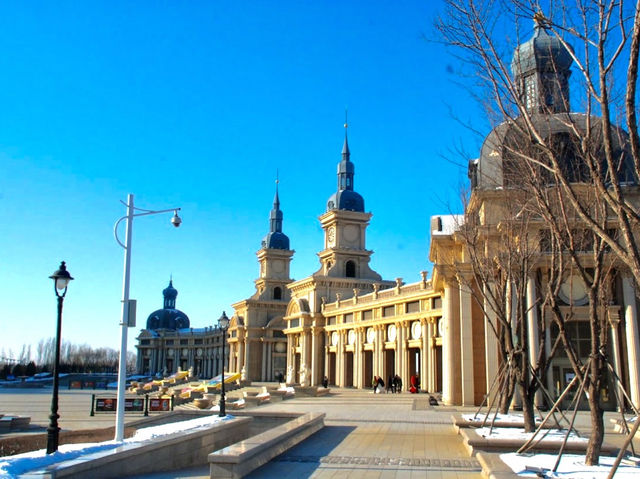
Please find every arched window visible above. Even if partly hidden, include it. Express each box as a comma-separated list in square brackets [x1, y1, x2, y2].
[274, 287, 282, 300]
[345, 260, 356, 278]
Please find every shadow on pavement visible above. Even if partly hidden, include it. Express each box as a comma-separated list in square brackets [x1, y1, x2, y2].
[246, 425, 356, 478]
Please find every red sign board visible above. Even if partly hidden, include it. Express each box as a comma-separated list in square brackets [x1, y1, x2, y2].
[149, 397, 171, 411]
[96, 398, 116, 412]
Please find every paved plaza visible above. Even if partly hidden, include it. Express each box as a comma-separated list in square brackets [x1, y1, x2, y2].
[1, 386, 484, 478]
[10, 386, 639, 478]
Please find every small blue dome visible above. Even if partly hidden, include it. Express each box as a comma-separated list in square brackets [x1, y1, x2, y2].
[327, 190, 365, 212]
[262, 231, 290, 250]
[163, 281, 177, 300]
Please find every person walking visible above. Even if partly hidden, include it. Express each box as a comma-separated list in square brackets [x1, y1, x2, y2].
[395, 374, 402, 393]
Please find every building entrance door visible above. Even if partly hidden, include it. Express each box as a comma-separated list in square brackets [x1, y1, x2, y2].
[345, 352, 354, 387]
[385, 349, 395, 380]
[363, 350, 373, 387]
[328, 353, 336, 385]
[409, 348, 420, 377]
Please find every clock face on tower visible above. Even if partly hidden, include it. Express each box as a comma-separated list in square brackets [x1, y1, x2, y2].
[327, 226, 336, 246]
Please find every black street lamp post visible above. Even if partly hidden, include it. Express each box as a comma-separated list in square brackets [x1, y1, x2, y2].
[218, 311, 230, 417]
[47, 261, 74, 454]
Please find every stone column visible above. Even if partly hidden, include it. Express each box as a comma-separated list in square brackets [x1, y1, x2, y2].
[376, 324, 384, 379]
[459, 282, 475, 406]
[395, 322, 402, 381]
[623, 276, 640, 409]
[442, 284, 457, 405]
[324, 332, 330, 383]
[262, 342, 268, 381]
[421, 319, 429, 391]
[244, 338, 251, 380]
[608, 312, 624, 410]
[526, 276, 543, 407]
[310, 328, 318, 386]
[336, 330, 344, 386]
[302, 329, 312, 381]
[401, 322, 409, 386]
[355, 328, 364, 388]
[483, 283, 499, 405]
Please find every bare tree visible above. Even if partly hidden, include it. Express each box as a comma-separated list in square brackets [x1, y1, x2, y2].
[437, 0, 640, 465]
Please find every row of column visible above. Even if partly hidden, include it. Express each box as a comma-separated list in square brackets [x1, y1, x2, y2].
[294, 318, 440, 391]
[445, 273, 640, 409]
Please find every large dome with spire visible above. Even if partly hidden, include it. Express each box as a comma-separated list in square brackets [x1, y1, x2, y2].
[146, 280, 190, 330]
[326, 131, 365, 212]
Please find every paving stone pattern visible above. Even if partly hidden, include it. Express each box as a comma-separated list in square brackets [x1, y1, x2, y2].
[275, 454, 481, 470]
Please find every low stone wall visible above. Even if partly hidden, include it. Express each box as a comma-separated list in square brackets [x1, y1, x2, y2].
[209, 412, 325, 478]
[26, 415, 252, 478]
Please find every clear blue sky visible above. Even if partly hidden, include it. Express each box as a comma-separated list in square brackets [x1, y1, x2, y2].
[1, 1, 487, 360]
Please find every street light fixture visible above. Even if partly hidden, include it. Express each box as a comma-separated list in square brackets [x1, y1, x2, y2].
[218, 311, 230, 417]
[47, 261, 74, 454]
[113, 194, 181, 442]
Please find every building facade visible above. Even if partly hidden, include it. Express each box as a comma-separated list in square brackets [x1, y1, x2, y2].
[136, 280, 226, 378]
[136, 23, 640, 410]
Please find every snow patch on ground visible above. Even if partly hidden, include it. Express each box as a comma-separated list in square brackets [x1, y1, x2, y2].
[476, 426, 587, 443]
[501, 452, 640, 478]
[463, 413, 541, 423]
[0, 414, 230, 478]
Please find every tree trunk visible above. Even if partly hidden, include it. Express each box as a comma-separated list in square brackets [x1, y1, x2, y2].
[520, 382, 536, 432]
[585, 382, 604, 466]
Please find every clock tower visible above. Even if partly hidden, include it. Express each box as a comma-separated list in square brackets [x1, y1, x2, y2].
[316, 127, 382, 281]
[254, 181, 294, 300]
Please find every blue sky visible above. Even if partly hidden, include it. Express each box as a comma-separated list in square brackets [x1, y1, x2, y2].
[1, 1, 487, 360]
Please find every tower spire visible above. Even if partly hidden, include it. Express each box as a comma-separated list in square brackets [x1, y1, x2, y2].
[262, 173, 290, 249]
[342, 109, 350, 161]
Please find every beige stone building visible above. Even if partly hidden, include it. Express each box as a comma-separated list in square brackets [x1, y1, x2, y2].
[150, 23, 640, 411]
[228, 185, 293, 382]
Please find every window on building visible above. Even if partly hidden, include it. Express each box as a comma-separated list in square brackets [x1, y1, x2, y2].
[194, 339, 203, 345]
[382, 305, 395, 317]
[141, 339, 150, 345]
[180, 339, 188, 345]
[550, 321, 591, 359]
[327, 316, 337, 325]
[431, 297, 442, 310]
[165, 340, 174, 345]
[344, 313, 353, 323]
[289, 318, 299, 328]
[362, 310, 373, 321]
[345, 260, 356, 278]
[405, 301, 420, 314]
[274, 287, 282, 300]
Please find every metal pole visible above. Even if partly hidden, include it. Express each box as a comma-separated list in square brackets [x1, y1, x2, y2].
[46, 293, 64, 454]
[220, 329, 226, 417]
[115, 194, 134, 441]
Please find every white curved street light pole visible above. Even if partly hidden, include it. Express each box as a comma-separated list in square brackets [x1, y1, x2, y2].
[114, 193, 181, 442]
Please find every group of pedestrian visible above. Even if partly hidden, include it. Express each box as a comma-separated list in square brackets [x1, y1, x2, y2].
[386, 374, 402, 393]
[371, 374, 404, 393]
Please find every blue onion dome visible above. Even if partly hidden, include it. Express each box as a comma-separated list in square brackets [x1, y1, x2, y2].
[326, 190, 365, 212]
[263, 231, 290, 249]
[145, 280, 190, 330]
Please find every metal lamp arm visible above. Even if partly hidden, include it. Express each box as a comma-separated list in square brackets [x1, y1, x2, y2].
[113, 207, 181, 249]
